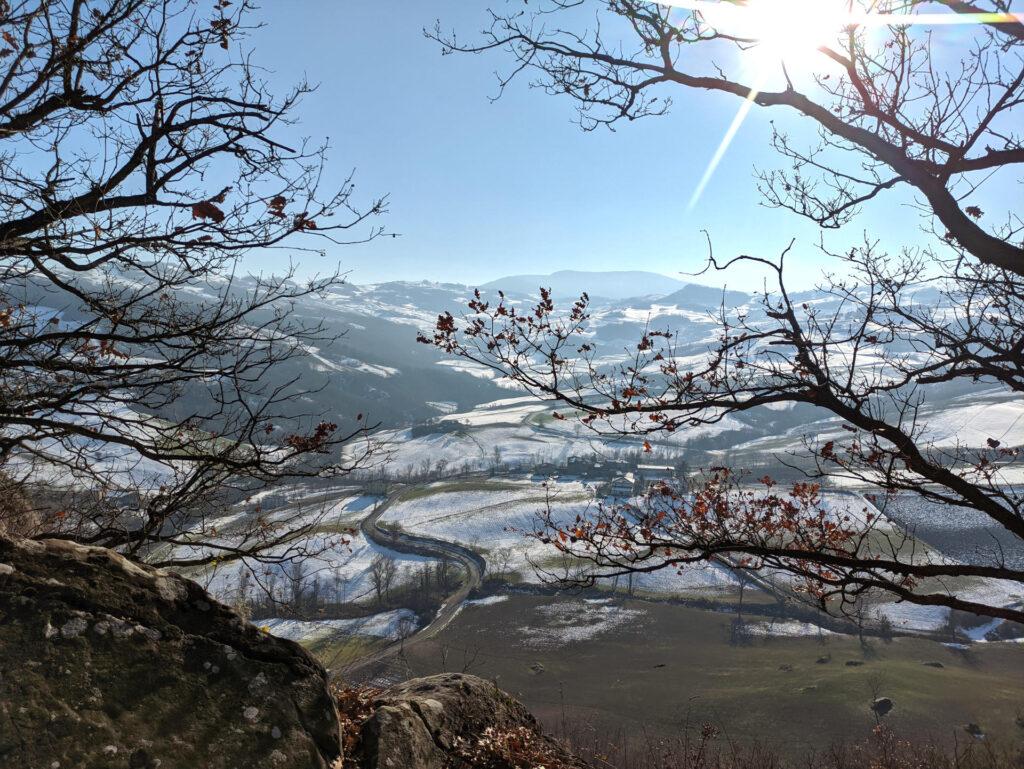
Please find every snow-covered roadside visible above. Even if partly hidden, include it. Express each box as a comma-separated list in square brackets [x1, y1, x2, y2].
[261, 608, 419, 643]
[178, 494, 441, 607]
[464, 595, 509, 607]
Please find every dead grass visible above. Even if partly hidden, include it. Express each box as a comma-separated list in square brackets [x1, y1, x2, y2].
[398, 595, 1024, 757]
[560, 721, 1024, 769]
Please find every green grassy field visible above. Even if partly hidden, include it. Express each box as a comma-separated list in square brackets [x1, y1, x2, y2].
[393, 594, 1024, 756]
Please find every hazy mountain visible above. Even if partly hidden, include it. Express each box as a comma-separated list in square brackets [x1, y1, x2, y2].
[481, 270, 688, 301]
[654, 284, 751, 309]
[36, 269, 939, 434]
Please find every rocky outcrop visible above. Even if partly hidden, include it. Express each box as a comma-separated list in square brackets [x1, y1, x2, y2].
[0, 535, 341, 769]
[348, 673, 586, 769]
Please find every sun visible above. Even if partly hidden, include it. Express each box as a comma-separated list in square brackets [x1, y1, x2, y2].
[752, 0, 847, 54]
[732, 0, 850, 68]
[660, 0, 1024, 209]
[685, 0, 851, 209]
[663, 0, 1024, 66]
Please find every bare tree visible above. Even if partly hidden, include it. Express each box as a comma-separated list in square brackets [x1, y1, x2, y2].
[416, 561, 434, 604]
[850, 600, 875, 654]
[233, 567, 253, 621]
[460, 644, 482, 674]
[369, 553, 398, 607]
[437, 557, 454, 591]
[287, 559, 307, 615]
[0, 1, 387, 565]
[332, 567, 351, 606]
[397, 613, 418, 655]
[866, 672, 890, 724]
[876, 611, 894, 644]
[490, 546, 515, 580]
[421, 2, 1024, 623]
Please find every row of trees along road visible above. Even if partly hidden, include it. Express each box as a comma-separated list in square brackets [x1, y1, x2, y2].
[0, 1, 386, 569]
[421, 1, 1024, 624]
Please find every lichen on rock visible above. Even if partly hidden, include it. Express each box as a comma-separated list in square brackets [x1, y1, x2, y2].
[0, 535, 341, 769]
[341, 673, 587, 769]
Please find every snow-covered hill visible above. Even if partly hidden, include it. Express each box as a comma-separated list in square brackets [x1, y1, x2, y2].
[20, 268, 1021, 476]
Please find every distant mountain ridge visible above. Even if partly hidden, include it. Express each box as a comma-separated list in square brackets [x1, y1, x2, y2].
[34, 268, 838, 430]
[480, 269, 688, 300]
[651, 284, 750, 309]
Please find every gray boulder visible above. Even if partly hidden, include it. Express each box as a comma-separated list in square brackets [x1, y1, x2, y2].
[871, 697, 894, 717]
[350, 673, 586, 769]
[0, 535, 341, 769]
[963, 722, 985, 739]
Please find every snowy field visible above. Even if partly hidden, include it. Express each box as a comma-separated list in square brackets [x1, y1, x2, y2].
[183, 494, 441, 607]
[626, 563, 742, 594]
[381, 481, 596, 580]
[368, 424, 641, 476]
[917, 392, 1024, 449]
[381, 481, 746, 596]
[867, 575, 1022, 634]
[732, 389, 1024, 458]
[439, 402, 549, 427]
[871, 601, 949, 632]
[358, 376, 1024, 489]
[367, 398, 734, 477]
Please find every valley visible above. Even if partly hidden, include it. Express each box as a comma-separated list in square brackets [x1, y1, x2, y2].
[17, 270, 1024, 755]
[176, 380, 1024, 752]
[6, 4, 1023, 765]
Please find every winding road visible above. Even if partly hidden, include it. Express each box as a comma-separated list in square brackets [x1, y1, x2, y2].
[338, 489, 487, 678]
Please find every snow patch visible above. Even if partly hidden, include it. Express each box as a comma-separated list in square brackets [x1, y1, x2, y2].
[747, 620, 835, 638]
[519, 600, 645, 648]
[261, 609, 419, 643]
[464, 595, 509, 607]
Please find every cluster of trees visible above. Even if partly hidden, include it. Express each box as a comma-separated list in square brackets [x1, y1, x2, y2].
[233, 553, 463, 622]
[243, 560, 366, 620]
[370, 553, 462, 614]
[422, 0, 1024, 623]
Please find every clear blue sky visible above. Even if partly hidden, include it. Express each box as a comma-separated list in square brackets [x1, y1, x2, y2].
[243, 2, 955, 292]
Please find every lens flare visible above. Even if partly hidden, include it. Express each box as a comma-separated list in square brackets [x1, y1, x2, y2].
[671, 0, 1024, 209]
[658, 0, 1023, 29]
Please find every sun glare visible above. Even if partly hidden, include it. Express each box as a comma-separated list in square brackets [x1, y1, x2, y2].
[734, 0, 849, 67]
[669, 0, 1024, 209]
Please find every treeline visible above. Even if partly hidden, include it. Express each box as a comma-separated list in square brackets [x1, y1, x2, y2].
[242, 554, 464, 622]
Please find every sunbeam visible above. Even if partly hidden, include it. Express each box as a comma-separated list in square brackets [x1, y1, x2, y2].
[688, 78, 764, 210]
